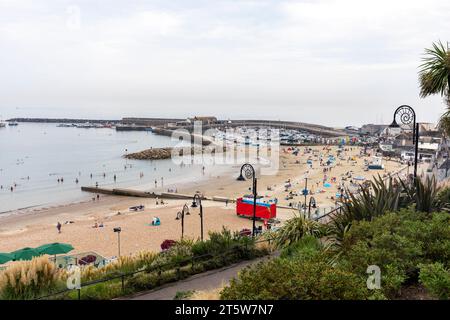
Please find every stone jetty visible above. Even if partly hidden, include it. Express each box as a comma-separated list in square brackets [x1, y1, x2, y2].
[124, 145, 226, 160]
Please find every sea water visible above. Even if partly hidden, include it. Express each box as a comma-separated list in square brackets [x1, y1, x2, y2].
[0, 123, 233, 213]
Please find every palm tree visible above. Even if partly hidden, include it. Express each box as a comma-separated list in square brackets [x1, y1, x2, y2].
[419, 40, 450, 135]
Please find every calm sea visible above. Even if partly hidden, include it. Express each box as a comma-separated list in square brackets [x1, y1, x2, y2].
[0, 123, 231, 213]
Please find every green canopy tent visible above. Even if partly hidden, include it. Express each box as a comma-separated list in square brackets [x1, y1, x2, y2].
[11, 247, 41, 261]
[36, 243, 74, 256]
[36, 243, 74, 265]
[0, 252, 14, 264]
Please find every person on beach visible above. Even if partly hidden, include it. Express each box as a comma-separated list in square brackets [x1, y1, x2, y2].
[75, 178, 79, 184]
[57, 222, 62, 234]
[154, 179, 157, 188]
[97, 194, 100, 200]
[114, 174, 117, 182]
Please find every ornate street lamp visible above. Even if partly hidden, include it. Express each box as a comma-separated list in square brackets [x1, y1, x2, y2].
[191, 193, 204, 241]
[389, 105, 419, 179]
[236, 163, 258, 237]
[175, 204, 190, 239]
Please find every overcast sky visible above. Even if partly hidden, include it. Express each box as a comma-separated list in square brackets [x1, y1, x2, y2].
[0, 0, 449, 126]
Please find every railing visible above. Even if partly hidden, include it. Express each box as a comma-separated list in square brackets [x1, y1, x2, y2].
[35, 238, 273, 300]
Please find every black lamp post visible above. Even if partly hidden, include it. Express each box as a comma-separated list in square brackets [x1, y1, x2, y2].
[175, 204, 190, 239]
[237, 163, 257, 237]
[113, 227, 122, 257]
[303, 177, 308, 212]
[389, 105, 419, 179]
[191, 193, 204, 241]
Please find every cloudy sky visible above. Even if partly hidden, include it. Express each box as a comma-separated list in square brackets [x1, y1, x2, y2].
[0, 0, 449, 126]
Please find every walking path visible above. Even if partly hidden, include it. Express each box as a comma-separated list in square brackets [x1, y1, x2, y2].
[122, 255, 275, 300]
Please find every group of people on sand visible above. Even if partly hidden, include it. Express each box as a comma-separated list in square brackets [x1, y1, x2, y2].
[155, 197, 166, 205]
[92, 221, 104, 228]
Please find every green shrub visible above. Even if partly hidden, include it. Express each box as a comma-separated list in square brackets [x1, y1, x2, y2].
[273, 213, 323, 248]
[77, 281, 124, 300]
[419, 263, 450, 299]
[401, 175, 440, 213]
[337, 208, 450, 298]
[436, 186, 450, 209]
[280, 235, 324, 259]
[174, 290, 195, 300]
[329, 175, 440, 246]
[220, 254, 371, 300]
[191, 227, 254, 256]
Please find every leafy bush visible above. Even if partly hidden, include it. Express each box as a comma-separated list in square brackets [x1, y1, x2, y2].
[273, 213, 323, 248]
[76, 281, 124, 300]
[329, 175, 440, 246]
[338, 209, 450, 298]
[328, 176, 403, 246]
[81, 251, 158, 282]
[419, 263, 450, 299]
[401, 175, 440, 213]
[436, 186, 450, 210]
[280, 235, 324, 259]
[190, 227, 261, 263]
[174, 290, 195, 300]
[220, 252, 372, 300]
[150, 239, 194, 270]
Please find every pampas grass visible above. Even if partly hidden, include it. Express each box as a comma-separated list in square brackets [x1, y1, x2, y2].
[0, 257, 64, 300]
[82, 250, 158, 282]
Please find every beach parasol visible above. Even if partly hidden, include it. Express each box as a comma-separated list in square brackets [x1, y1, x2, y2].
[324, 182, 332, 188]
[36, 243, 74, 256]
[11, 247, 41, 261]
[0, 252, 14, 264]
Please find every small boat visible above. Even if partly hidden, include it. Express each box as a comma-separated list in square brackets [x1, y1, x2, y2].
[8, 121, 18, 126]
[0, 122, 5, 128]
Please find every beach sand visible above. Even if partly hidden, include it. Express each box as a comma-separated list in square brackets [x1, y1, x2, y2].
[0, 145, 407, 259]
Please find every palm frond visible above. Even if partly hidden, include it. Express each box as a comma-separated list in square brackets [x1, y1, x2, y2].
[418, 40, 450, 99]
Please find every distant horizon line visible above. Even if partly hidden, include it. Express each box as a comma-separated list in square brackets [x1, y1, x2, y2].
[4, 116, 417, 129]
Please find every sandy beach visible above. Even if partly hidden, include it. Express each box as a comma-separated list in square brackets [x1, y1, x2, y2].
[0, 145, 406, 259]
